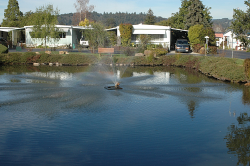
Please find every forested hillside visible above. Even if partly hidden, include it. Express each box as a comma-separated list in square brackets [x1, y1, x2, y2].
[57, 11, 232, 32]
[57, 11, 167, 27]
[212, 18, 232, 32]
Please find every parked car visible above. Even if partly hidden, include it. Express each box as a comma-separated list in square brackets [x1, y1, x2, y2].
[80, 37, 89, 48]
[175, 39, 190, 53]
[0, 37, 8, 48]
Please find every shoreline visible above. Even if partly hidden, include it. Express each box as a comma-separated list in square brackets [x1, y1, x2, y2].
[0, 52, 249, 84]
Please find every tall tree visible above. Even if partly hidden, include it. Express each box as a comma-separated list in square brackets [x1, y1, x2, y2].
[173, 0, 192, 29]
[144, 9, 156, 25]
[82, 22, 108, 52]
[31, 4, 60, 51]
[230, 0, 250, 49]
[2, 0, 23, 27]
[74, 0, 94, 24]
[184, 0, 212, 29]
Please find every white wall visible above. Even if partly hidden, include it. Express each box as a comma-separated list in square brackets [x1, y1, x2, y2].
[25, 26, 73, 47]
[223, 31, 241, 49]
[115, 24, 171, 48]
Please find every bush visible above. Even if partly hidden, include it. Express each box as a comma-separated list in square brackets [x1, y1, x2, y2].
[122, 47, 135, 56]
[0, 44, 8, 53]
[192, 44, 202, 53]
[1, 53, 22, 64]
[208, 46, 217, 55]
[151, 48, 168, 57]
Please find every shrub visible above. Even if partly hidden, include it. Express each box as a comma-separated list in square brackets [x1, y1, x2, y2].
[0, 44, 8, 53]
[151, 48, 168, 57]
[122, 47, 135, 56]
[244, 59, 250, 80]
[208, 46, 217, 55]
[192, 44, 202, 53]
[20, 52, 37, 63]
[1, 53, 22, 64]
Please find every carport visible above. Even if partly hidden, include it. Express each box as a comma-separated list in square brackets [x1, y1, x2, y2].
[170, 28, 189, 50]
[0, 27, 25, 48]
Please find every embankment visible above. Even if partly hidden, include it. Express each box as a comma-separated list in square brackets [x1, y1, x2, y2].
[0, 52, 248, 83]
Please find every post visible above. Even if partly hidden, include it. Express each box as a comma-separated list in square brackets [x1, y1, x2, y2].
[223, 36, 225, 50]
[232, 31, 234, 58]
[205, 36, 209, 56]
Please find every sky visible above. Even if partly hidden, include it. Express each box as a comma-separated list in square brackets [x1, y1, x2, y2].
[0, 0, 248, 25]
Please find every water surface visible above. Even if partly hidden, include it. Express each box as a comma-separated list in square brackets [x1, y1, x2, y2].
[0, 65, 250, 166]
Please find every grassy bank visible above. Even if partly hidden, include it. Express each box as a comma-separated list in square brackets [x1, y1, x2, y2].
[0, 52, 248, 83]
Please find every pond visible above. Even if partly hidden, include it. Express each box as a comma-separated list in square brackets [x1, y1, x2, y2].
[0, 65, 250, 166]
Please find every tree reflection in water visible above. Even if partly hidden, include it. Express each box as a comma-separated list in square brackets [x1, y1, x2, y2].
[225, 113, 250, 166]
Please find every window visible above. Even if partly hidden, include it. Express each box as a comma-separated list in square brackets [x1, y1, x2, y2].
[150, 34, 164, 41]
[59, 32, 66, 38]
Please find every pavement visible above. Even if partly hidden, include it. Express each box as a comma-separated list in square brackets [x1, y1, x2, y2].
[168, 49, 250, 59]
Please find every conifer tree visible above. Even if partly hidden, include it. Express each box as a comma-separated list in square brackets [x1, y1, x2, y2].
[144, 9, 156, 25]
[184, 0, 212, 29]
[2, 0, 23, 27]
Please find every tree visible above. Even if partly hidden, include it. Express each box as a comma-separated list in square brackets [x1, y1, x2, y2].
[20, 11, 35, 26]
[137, 34, 151, 53]
[184, 0, 212, 29]
[31, 4, 60, 51]
[230, 0, 250, 49]
[74, 0, 94, 24]
[162, 0, 212, 29]
[108, 31, 117, 46]
[188, 24, 205, 46]
[173, 0, 192, 29]
[79, 18, 90, 26]
[144, 9, 156, 25]
[2, 0, 23, 27]
[105, 18, 116, 28]
[82, 22, 108, 52]
[119, 23, 133, 46]
[188, 24, 215, 50]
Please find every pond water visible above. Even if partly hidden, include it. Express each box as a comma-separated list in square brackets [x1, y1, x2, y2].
[0, 65, 250, 166]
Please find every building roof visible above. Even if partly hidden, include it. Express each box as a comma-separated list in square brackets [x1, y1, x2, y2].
[215, 33, 223, 38]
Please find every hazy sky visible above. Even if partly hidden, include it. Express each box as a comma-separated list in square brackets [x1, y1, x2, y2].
[0, 0, 248, 25]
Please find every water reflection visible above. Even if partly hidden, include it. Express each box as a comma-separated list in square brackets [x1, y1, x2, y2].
[0, 65, 243, 119]
[225, 113, 250, 166]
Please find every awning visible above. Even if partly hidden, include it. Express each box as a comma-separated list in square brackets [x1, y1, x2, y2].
[0, 27, 25, 32]
[133, 30, 166, 35]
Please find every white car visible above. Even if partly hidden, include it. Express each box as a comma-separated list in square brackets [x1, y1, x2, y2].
[80, 38, 89, 48]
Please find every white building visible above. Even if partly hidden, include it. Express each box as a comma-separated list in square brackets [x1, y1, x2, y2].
[24, 25, 89, 48]
[216, 31, 246, 50]
[1, 24, 188, 50]
[223, 31, 241, 50]
[107, 23, 188, 50]
[0, 25, 89, 48]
